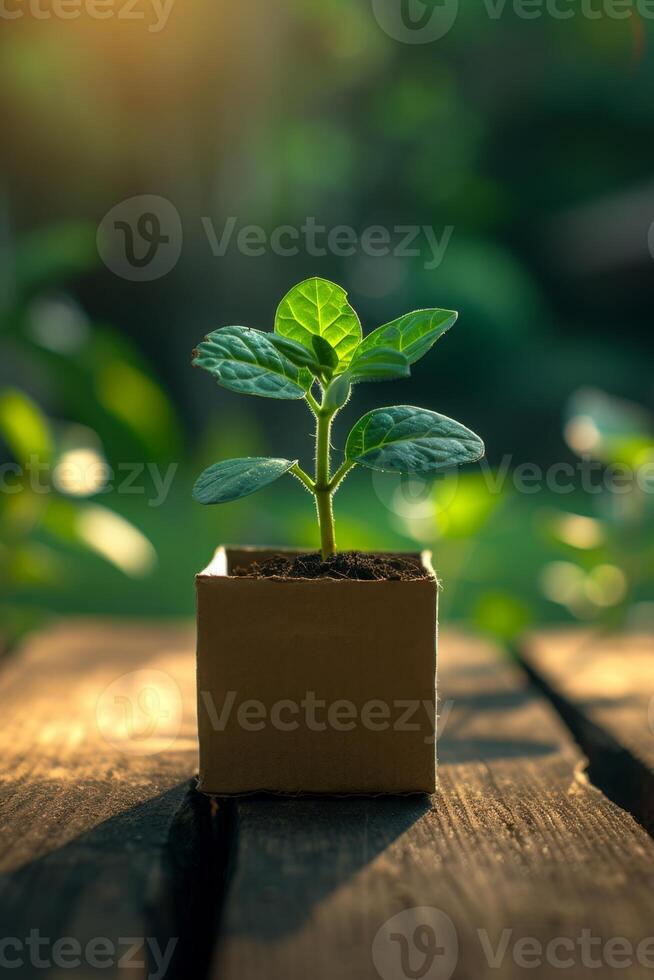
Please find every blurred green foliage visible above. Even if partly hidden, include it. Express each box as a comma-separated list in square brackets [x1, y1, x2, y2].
[1, 2, 653, 645]
[0, 223, 181, 644]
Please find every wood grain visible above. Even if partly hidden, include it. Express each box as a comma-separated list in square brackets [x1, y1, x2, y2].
[211, 631, 654, 980]
[4, 621, 654, 980]
[521, 627, 654, 835]
[0, 619, 203, 980]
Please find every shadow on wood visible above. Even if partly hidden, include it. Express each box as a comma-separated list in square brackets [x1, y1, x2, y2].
[218, 794, 431, 943]
[0, 782, 216, 980]
[210, 631, 654, 980]
[438, 683, 560, 762]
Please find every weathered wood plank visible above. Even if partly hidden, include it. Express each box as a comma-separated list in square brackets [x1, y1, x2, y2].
[0, 619, 205, 980]
[211, 631, 654, 980]
[521, 627, 654, 835]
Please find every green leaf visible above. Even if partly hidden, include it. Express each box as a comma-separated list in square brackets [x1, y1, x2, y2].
[356, 309, 457, 366]
[345, 405, 484, 474]
[268, 334, 322, 374]
[312, 335, 339, 375]
[323, 373, 352, 412]
[275, 278, 362, 368]
[267, 333, 338, 381]
[0, 388, 54, 465]
[193, 457, 298, 504]
[348, 346, 410, 384]
[193, 327, 312, 400]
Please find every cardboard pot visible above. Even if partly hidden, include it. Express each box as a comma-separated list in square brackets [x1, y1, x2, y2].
[195, 546, 438, 795]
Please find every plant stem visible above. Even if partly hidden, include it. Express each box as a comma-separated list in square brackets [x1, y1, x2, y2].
[315, 487, 336, 559]
[303, 387, 357, 559]
[305, 390, 321, 416]
[315, 409, 336, 559]
[328, 459, 355, 492]
[289, 463, 315, 493]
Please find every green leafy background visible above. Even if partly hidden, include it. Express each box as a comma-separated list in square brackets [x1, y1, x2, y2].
[0, 4, 653, 646]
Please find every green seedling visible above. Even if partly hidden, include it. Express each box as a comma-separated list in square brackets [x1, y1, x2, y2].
[192, 277, 484, 559]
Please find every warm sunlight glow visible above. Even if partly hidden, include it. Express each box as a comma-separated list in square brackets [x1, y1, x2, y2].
[553, 513, 605, 550]
[540, 561, 585, 606]
[95, 667, 184, 756]
[564, 415, 601, 455]
[76, 505, 156, 577]
[585, 564, 627, 608]
[54, 448, 108, 496]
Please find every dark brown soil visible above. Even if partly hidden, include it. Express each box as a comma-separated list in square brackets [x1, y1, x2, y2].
[232, 551, 432, 581]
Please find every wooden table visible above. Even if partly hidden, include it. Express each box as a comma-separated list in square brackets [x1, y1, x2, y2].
[0, 620, 652, 979]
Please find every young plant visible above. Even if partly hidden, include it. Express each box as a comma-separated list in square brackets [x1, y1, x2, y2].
[192, 277, 484, 559]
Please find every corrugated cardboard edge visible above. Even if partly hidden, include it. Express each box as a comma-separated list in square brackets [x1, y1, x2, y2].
[195, 545, 439, 797]
[194, 777, 433, 799]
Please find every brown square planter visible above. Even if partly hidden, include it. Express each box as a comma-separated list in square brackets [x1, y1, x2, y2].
[195, 546, 438, 795]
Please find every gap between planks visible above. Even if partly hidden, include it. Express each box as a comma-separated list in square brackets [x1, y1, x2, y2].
[3, 621, 654, 980]
[210, 630, 654, 980]
[520, 627, 654, 838]
[0, 619, 212, 980]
